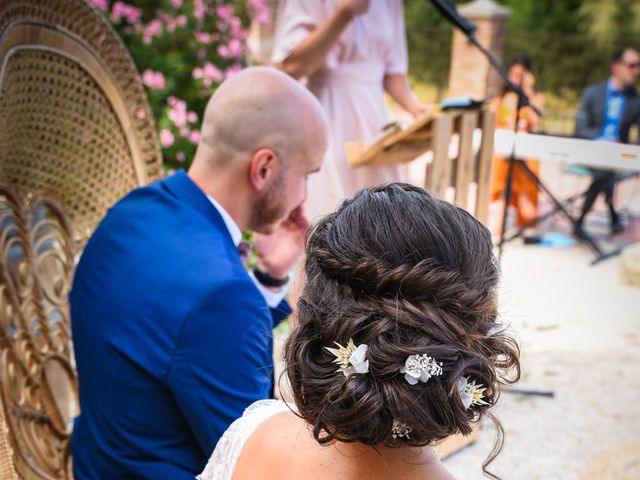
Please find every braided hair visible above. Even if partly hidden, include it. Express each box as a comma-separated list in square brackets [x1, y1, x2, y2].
[284, 183, 520, 478]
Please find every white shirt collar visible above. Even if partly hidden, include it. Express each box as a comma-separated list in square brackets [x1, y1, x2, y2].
[206, 194, 287, 307]
[206, 194, 242, 246]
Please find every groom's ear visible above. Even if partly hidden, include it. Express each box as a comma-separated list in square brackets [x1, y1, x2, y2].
[248, 147, 278, 192]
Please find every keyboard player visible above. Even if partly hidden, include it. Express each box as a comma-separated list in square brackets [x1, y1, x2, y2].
[574, 47, 640, 238]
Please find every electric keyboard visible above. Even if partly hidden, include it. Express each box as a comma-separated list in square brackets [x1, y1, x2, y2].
[493, 129, 640, 172]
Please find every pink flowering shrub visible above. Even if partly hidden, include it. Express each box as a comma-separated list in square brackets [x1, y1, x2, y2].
[92, 0, 270, 170]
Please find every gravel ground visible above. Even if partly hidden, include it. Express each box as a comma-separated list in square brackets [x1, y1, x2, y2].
[443, 240, 640, 480]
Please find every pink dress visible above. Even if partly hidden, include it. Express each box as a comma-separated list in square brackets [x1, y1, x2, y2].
[272, 0, 408, 220]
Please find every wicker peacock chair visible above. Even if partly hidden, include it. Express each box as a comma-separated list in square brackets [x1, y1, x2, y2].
[0, 0, 162, 477]
[0, 187, 76, 480]
[0, 0, 162, 243]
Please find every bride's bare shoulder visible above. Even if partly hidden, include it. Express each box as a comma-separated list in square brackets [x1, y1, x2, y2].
[233, 411, 457, 480]
[231, 410, 317, 479]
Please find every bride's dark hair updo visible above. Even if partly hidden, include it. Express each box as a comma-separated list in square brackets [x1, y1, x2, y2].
[284, 183, 520, 478]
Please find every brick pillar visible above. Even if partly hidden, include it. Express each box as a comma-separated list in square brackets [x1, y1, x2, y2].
[247, 0, 280, 65]
[447, 0, 510, 100]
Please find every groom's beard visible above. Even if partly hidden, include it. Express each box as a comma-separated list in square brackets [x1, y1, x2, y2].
[249, 174, 288, 234]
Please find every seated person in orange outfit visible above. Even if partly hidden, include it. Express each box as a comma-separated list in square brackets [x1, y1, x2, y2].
[489, 55, 544, 235]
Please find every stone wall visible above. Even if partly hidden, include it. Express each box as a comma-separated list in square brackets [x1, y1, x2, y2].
[447, 0, 510, 100]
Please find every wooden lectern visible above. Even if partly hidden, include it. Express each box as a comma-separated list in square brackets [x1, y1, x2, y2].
[346, 109, 496, 226]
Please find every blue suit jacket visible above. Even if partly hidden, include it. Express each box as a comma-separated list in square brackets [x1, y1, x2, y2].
[70, 171, 290, 479]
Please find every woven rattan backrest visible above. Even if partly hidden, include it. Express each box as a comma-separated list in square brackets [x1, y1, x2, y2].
[0, 1, 163, 477]
[0, 394, 18, 479]
[0, 0, 162, 244]
[0, 185, 76, 479]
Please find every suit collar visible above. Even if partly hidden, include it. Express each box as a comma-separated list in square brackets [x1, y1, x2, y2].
[162, 170, 234, 242]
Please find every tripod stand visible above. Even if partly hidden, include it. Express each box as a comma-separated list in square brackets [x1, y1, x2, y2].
[444, 14, 612, 264]
[429, 0, 554, 399]
[496, 149, 626, 265]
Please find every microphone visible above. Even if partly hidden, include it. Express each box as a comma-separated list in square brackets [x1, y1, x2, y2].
[430, 0, 476, 36]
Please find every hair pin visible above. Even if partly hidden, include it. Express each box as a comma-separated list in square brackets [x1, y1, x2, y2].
[400, 354, 443, 385]
[325, 338, 369, 377]
[391, 419, 412, 439]
[457, 376, 489, 409]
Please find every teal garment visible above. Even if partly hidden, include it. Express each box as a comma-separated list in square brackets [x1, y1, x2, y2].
[598, 81, 626, 141]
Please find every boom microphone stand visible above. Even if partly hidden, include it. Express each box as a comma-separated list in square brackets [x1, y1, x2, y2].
[430, 0, 554, 399]
[428, 0, 605, 263]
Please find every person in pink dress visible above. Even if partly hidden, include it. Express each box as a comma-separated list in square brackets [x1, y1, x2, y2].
[271, 0, 427, 220]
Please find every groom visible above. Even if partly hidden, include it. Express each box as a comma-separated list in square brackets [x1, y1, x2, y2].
[70, 67, 328, 479]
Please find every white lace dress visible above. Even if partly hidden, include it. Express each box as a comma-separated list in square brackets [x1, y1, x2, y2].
[197, 399, 292, 480]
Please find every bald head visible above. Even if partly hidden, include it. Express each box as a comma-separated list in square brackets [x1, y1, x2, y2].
[196, 66, 327, 168]
[188, 67, 328, 232]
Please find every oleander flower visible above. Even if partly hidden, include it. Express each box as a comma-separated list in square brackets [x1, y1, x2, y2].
[159, 129, 175, 147]
[90, 0, 108, 11]
[142, 69, 166, 90]
[96, 0, 257, 169]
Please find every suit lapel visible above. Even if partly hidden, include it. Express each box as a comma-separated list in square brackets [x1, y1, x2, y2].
[593, 82, 608, 126]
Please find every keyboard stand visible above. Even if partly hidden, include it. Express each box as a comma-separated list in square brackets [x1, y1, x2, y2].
[496, 158, 620, 265]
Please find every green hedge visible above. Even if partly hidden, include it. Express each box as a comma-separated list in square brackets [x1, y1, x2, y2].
[407, 26, 640, 108]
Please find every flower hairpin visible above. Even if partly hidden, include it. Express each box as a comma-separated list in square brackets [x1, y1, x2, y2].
[457, 376, 489, 409]
[391, 419, 412, 439]
[325, 338, 369, 377]
[400, 354, 443, 385]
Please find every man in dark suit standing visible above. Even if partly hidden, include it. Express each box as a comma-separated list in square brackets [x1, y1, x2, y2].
[574, 47, 640, 238]
[70, 67, 328, 479]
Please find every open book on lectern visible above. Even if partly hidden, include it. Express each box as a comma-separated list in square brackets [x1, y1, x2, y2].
[345, 114, 436, 168]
